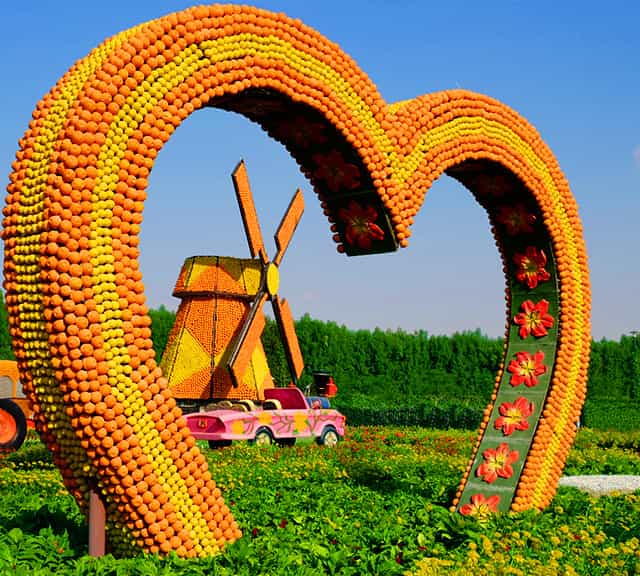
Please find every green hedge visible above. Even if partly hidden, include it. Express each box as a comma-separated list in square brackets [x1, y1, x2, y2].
[338, 397, 640, 432]
[337, 401, 483, 430]
[581, 398, 640, 431]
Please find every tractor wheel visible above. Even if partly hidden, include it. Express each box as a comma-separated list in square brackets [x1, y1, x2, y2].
[317, 426, 340, 447]
[0, 399, 27, 453]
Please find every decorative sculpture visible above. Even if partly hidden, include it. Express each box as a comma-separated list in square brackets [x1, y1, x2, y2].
[2, 4, 590, 557]
[161, 160, 304, 404]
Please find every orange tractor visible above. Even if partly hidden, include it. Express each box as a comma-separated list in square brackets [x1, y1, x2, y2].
[0, 359, 32, 452]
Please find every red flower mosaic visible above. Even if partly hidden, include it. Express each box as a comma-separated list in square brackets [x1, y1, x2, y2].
[494, 397, 534, 436]
[312, 150, 361, 193]
[513, 299, 554, 339]
[496, 204, 537, 236]
[476, 443, 520, 484]
[462, 171, 513, 200]
[337, 200, 385, 249]
[507, 350, 547, 387]
[460, 493, 500, 519]
[272, 117, 328, 149]
[514, 246, 551, 289]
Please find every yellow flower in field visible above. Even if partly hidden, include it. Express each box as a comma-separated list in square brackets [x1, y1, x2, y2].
[481, 535, 493, 555]
[409, 557, 454, 575]
[620, 537, 638, 553]
[550, 550, 563, 560]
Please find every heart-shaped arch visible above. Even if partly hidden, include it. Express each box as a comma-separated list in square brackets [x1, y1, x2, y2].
[3, 4, 590, 557]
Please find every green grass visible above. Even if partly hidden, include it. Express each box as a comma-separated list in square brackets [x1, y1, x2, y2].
[0, 427, 639, 575]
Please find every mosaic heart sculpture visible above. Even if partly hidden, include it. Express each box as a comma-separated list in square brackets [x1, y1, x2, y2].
[3, 4, 590, 557]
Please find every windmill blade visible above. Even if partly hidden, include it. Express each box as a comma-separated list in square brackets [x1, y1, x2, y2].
[227, 292, 268, 388]
[271, 295, 304, 386]
[273, 189, 304, 267]
[232, 160, 268, 264]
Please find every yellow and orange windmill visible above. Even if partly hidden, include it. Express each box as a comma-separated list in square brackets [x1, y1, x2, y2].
[160, 161, 305, 405]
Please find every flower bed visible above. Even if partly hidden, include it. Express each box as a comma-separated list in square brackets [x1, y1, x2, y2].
[0, 427, 638, 574]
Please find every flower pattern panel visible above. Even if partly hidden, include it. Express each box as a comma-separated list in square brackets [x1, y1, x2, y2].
[514, 299, 555, 339]
[495, 204, 537, 236]
[311, 150, 361, 194]
[476, 443, 520, 484]
[508, 351, 547, 388]
[460, 493, 501, 520]
[337, 200, 385, 250]
[494, 397, 534, 436]
[513, 247, 551, 289]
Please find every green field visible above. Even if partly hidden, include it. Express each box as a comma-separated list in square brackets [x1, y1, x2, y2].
[1, 427, 640, 575]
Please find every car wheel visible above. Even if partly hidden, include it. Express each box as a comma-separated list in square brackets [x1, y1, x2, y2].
[0, 398, 27, 453]
[252, 427, 274, 446]
[208, 440, 232, 449]
[318, 426, 339, 447]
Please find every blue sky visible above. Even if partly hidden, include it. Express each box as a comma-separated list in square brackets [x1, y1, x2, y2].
[1, 1, 638, 340]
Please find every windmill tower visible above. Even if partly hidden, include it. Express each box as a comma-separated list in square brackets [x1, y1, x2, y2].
[160, 161, 305, 403]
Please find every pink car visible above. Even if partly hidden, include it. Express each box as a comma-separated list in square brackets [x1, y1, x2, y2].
[184, 387, 346, 448]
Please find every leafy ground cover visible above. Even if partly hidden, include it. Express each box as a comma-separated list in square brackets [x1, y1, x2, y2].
[0, 427, 639, 574]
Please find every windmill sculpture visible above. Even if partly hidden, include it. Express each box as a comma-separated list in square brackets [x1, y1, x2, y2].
[160, 161, 305, 405]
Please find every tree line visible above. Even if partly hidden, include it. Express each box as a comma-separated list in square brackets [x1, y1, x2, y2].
[1, 295, 637, 407]
[150, 306, 638, 408]
[265, 314, 639, 407]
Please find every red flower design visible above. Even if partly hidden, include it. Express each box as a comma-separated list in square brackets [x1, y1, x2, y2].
[272, 117, 328, 149]
[460, 493, 500, 519]
[507, 351, 547, 387]
[337, 200, 385, 249]
[472, 172, 512, 199]
[476, 443, 520, 484]
[513, 246, 551, 289]
[513, 299, 555, 339]
[312, 150, 361, 193]
[494, 397, 534, 436]
[495, 204, 537, 236]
